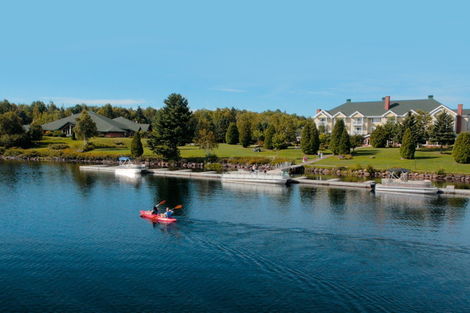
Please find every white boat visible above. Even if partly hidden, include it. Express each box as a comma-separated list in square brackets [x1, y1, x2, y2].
[374, 169, 438, 195]
[221, 170, 289, 185]
[114, 157, 147, 177]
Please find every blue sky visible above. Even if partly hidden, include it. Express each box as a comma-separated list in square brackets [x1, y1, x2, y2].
[1, 0, 469, 116]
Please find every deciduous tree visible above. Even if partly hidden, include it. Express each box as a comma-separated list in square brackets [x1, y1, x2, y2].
[74, 111, 98, 144]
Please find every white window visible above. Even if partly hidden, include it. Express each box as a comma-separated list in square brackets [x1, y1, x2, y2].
[319, 118, 326, 123]
[371, 118, 381, 123]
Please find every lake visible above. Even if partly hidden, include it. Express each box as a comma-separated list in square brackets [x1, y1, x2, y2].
[1, 161, 470, 312]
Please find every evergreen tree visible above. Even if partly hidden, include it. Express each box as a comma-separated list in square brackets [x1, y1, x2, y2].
[370, 125, 388, 148]
[400, 128, 415, 159]
[135, 107, 147, 123]
[453, 132, 470, 163]
[301, 120, 320, 154]
[74, 111, 97, 144]
[397, 112, 417, 143]
[237, 115, 252, 148]
[330, 119, 345, 155]
[131, 131, 144, 158]
[263, 124, 275, 149]
[225, 122, 239, 144]
[148, 94, 193, 160]
[300, 122, 312, 153]
[429, 111, 455, 152]
[337, 128, 351, 155]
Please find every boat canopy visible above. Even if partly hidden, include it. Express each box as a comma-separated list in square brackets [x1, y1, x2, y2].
[119, 157, 130, 162]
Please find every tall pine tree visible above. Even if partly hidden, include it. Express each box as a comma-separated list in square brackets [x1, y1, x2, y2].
[301, 120, 320, 155]
[131, 131, 144, 158]
[429, 111, 455, 152]
[330, 119, 345, 155]
[225, 122, 239, 144]
[400, 128, 415, 159]
[337, 128, 351, 155]
[148, 94, 193, 160]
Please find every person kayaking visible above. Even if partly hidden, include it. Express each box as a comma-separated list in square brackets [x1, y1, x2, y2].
[161, 207, 174, 218]
[151, 202, 164, 215]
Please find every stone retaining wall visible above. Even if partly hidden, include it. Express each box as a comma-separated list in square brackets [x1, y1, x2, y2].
[305, 167, 470, 183]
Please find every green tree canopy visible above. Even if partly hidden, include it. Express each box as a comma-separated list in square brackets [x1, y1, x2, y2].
[148, 94, 193, 160]
[400, 128, 416, 159]
[330, 119, 346, 155]
[131, 131, 144, 158]
[74, 111, 98, 143]
[237, 114, 252, 148]
[263, 124, 275, 149]
[301, 120, 320, 155]
[370, 125, 388, 148]
[225, 122, 239, 144]
[337, 128, 351, 155]
[453, 132, 470, 163]
[195, 128, 218, 154]
[429, 111, 455, 151]
[0, 111, 25, 135]
[350, 135, 363, 151]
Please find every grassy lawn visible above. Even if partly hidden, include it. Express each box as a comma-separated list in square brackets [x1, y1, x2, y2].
[315, 148, 470, 174]
[29, 137, 314, 161]
[179, 144, 311, 161]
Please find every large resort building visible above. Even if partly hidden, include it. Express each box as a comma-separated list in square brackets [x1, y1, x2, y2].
[313, 95, 470, 136]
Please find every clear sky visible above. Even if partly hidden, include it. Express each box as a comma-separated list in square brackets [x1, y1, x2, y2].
[1, 0, 469, 116]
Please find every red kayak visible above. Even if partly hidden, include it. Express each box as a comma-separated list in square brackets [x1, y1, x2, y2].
[139, 210, 177, 223]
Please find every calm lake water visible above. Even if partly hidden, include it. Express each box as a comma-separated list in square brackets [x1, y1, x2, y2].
[1, 161, 470, 312]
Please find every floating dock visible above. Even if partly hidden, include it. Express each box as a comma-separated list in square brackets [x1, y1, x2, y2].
[292, 177, 375, 189]
[148, 169, 222, 180]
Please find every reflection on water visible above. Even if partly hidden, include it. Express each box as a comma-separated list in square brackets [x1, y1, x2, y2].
[1, 161, 470, 313]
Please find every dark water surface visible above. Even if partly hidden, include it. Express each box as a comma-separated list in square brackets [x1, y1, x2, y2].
[1, 161, 470, 312]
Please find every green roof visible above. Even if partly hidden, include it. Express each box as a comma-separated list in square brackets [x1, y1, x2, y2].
[42, 111, 135, 133]
[327, 98, 445, 116]
[112, 116, 150, 132]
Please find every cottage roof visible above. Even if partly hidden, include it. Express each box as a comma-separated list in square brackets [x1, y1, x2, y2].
[42, 111, 128, 133]
[112, 116, 150, 132]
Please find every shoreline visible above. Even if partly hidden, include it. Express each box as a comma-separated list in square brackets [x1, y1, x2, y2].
[3, 155, 470, 183]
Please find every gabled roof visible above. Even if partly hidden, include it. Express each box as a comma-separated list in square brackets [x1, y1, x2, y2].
[112, 116, 150, 132]
[327, 98, 445, 116]
[42, 111, 128, 133]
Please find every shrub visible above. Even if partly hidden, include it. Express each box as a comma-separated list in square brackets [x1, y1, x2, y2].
[204, 163, 223, 172]
[366, 165, 376, 174]
[0, 147, 5, 155]
[436, 168, 446, 175]
[22, 150, 40, 158]
[453, 132, 470, 163]
[81, 142, 95, 152]
[205, 153, 218, 163]
[49, 144, 70, 150]
[4, 149, 23, 156]
[0, 134, 31, 148]
[52, 130, 64, 137]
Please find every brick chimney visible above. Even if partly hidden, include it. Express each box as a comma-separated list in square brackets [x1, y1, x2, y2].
[316, 109, 321, 114]
[384, 96, 391, 110]
[456, 104, 463, 133]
